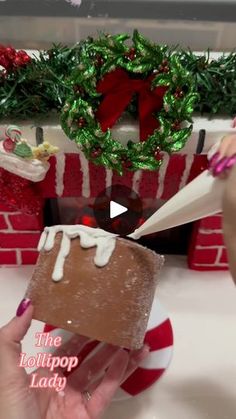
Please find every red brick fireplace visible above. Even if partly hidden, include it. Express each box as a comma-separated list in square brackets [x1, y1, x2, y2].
[0, 151, 229, 270]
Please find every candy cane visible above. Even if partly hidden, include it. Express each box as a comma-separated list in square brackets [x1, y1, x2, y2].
[5, 125, 22, 142]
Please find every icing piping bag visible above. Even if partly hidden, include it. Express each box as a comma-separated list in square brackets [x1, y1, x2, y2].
[129, 170, 224, 239]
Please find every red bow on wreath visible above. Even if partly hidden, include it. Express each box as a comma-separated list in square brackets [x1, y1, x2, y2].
[96, 68, 168, 141]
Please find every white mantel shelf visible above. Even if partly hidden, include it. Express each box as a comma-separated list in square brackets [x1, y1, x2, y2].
[0, 115, 234, 156]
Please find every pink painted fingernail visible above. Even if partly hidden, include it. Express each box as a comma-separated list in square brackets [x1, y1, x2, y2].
[226, 155, 236, 169]
[16, 298, 31, 317]
[209, 152, 220, 168]
[213, 158, 228, 176]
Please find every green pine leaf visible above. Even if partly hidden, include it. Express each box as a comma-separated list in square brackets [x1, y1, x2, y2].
[152, 74, 171, 86]
[132, 30, 153, 51]
[182, 94, 198, 114]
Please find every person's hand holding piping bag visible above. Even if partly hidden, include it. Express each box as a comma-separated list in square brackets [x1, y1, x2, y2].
[209, 134, 236, 283]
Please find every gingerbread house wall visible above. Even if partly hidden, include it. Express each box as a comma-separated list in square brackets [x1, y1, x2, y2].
[0, 152, 229, 270]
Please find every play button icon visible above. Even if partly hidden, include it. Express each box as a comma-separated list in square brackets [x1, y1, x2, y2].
[110, 201, 128, 219]
[94, 185, 143, 236]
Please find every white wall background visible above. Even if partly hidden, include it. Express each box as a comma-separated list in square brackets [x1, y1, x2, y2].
[107, 0, 236, 2]
[0, 1, 235, 50]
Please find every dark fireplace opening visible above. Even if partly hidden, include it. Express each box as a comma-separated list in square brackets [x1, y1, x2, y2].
[138, 222, 193, 255]
[44, 197, 193, 256]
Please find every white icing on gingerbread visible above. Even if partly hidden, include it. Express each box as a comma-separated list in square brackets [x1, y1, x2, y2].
[38, 225, 117, 282]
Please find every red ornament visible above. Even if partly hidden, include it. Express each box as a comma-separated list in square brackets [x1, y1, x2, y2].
[0, 45, 31, 72]
[77, 117, 86, 128]
[23, 55, 31, 64]
[2, 137, 15, 152]
[14, 56, 24, 66]
[5, 47, 15, 59]
[125, 48, 136, 61]
[0, 51, 12, 71]
[91, 147, 102, 159]
[14, 50, 31, 67]
[17, 50, 31, 62]
[0, 168, 43, 215]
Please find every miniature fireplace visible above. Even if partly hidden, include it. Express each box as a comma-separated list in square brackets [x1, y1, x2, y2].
[0, 120, 230, 271]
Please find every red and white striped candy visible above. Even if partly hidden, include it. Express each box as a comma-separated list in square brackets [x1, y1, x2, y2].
[5, 125, 22, 142]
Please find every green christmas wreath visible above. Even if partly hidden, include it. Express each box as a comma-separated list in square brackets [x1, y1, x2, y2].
[61, 31, 198, 174]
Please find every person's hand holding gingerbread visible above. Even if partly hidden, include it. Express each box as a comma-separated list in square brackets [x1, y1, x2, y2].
[0, 301, 148, 419]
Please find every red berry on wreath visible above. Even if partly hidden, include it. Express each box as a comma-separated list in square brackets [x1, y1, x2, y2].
[91, 147, 102, 159]
[162, 59, 168, 66]
[159, 62, 169, 73]
[174, 87, 184, 99]
[172, 120, 181, 131]
[154, 147, 162, 161]
[73, 85, 85, 96]
[77, 117, 86, 128]
[122, 156, 133, 168]
[125, 48, 136, 61]
[95, 54, 104, 67]
[3, 137, 15, 152]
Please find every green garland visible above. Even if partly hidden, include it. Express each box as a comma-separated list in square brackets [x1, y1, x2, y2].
[0, 31, 236, 173]
[0, 37, 235, 119]
[178, 49, 236, 115]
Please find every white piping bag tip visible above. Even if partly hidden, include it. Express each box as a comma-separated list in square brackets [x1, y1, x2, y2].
[128, 230, 141, 240]
[129, 170, 225, 239]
